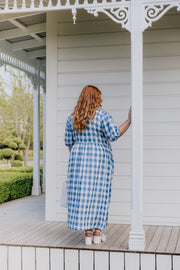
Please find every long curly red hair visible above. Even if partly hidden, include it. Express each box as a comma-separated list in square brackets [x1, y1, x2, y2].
[72, 85, 102, 133]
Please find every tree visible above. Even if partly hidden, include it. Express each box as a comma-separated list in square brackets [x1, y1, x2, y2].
[0, 66, 43, 166]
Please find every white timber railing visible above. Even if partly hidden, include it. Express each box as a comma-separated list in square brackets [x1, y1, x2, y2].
[0, 0, 179, 13]
[1, 245, 180, 270]
[0, 50, 34, 74]
[0, 50, 45, 79]
[0, 0, 130, 12]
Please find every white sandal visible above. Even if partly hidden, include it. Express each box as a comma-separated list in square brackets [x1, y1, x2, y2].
[93, 229, 106, 244]
[85, 230, 93, 245]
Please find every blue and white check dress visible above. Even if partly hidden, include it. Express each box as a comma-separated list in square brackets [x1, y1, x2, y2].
[64, 108, 120, 231]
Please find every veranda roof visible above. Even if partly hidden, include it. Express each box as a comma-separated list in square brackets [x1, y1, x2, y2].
[0, 12, 46, 78]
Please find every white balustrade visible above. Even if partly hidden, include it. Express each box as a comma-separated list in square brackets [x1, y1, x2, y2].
[14, 0, 17, 9]
[0, 246, 176, 270]
[39, 0, 44, 8]
[22, 0, 26, 8]
[4, 0, 9, 10]
[66, 0, 70, 7]
[0, 50, 44, 78]
[30, 0, 35, 8]
[57, 0, 61, 6]
[0, 0, 131, 13]
[48, 0, 53, 8]
[0, 0, 180, 18]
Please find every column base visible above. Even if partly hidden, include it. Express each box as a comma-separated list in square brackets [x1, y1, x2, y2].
[42, 183, 46, 193]
[31, 186, 41, 196]
[129, 231, 145, 251]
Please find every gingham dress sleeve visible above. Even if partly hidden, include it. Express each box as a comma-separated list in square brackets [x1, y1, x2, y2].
[101, 111, 120, 142]
[64, 115, 75, 147]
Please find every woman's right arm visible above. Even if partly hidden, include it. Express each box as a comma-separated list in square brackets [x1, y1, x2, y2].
[119, 107, 131, 137]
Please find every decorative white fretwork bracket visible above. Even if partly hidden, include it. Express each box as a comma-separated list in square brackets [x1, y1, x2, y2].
[143, 2, 180, 31]
[85, 6, 130, 32]
[82, 1, 180, 33]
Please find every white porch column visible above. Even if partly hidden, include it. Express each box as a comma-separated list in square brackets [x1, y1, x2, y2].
[42, 82, 46, 193]
[32, 60, 41, 196]
[46, 12, 58, 220]
[128, 0, 145, 251]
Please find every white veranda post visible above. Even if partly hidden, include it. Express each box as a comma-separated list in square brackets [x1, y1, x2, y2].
[32, 61, 41, 196]
[42, 82, 46, 193]
[129, 0, 145, 250]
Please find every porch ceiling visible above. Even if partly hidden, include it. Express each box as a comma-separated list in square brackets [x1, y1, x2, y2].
[0, 12, 46, 74]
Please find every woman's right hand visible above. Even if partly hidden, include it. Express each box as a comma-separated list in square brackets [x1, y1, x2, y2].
[128, 106, 131, 124]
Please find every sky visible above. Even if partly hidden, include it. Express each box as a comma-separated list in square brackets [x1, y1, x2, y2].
[0, 65, 28, 95]
[0, 65, 14, 94]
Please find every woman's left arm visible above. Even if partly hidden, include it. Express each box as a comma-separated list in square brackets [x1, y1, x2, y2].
[65, 116, 75, 150]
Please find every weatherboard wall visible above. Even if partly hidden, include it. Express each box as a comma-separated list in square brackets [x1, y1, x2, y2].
[46, 10, 180, 225]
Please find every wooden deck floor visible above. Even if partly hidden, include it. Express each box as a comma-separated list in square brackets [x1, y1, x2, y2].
[0, 222, 180, 254]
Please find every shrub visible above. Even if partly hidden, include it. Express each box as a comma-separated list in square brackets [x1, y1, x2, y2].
[9, 173, 33, 200]
[13, 138, 23, 145]
[9, 142, 17, 150]
[0, 180, 10, 203]
[0, 172, 33, 203]
[19, 143, 26, 150]
[1, 148, 14, 159]
[0, 151, 4, 160]
[0, 166, 43, 204]
[12, 160, 23, 167]
[14, 153, 23, 161]
[2, 138, 12, 147]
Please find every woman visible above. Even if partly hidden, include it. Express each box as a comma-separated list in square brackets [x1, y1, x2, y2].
[65, 85, 131, 245]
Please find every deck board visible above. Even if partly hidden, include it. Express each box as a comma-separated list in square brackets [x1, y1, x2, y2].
[144, 225, 158, 251]
[107, 224, 128, 250]
[10, 223, 48, 244]
[118, 225, 131, 250]
[96, 224, 122, 250]
[166, 226, 180, 253]
[175, 227, 180, 253]
[156, 226, 172, 253]
[0, 222, 180, 254]
[146, 226, 165, 252]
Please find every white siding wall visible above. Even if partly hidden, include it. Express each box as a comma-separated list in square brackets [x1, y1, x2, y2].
[54, 9, 180, 225]
[143, 10, 180, 225]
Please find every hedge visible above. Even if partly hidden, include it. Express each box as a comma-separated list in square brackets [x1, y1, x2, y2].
[0, 166, 43, 174]
[0, 172, 33, 203]
[0, 166, 43, 204]
[0, 167, 33, 173]
[12, 160, 23, 167]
